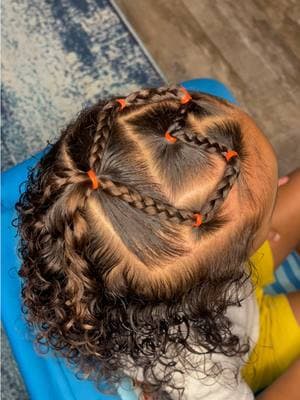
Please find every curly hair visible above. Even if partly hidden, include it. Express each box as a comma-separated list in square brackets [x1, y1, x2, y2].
[15, 85, 263, 399]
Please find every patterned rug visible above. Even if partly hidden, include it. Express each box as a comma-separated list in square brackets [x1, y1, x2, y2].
[1, 0, 165, 172]
[1, 1, 164, 399]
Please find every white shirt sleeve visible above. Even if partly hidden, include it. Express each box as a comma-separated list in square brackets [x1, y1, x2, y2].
[123, 353, 255, 400]
[177, 366, 255, 400]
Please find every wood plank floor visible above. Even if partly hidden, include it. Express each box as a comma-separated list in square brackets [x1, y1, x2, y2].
[114, 0, 300, 175]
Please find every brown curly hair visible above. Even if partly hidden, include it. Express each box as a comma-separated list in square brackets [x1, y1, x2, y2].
[15, 85, 263, 399]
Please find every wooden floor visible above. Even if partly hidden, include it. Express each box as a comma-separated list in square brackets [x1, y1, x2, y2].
[114, 0, 300, 175]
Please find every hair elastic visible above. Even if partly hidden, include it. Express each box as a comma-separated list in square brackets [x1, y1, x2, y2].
[192, 213, 203, 227]
[179, 86, 192, 104]
[116, 98, 127, 110]
[87, 169, 100, 190]
[165, 131, 177, 143]
[225, 150, 238, 162]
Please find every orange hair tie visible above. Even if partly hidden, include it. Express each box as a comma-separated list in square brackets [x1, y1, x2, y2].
[225, 150, 238, 162]
[165, 131, 177, 143]
[116, 98, 127, 110]
[192, 213, 203, 227]
[87, 169, 100, 190]
[179, 86, 192, 104]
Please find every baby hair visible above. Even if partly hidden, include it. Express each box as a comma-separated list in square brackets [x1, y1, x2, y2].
[15, 85, 261, 399]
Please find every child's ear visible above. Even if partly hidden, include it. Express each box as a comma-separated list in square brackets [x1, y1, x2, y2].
[249, 222, 269, 257]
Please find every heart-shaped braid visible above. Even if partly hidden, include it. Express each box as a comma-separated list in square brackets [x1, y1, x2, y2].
[162, 86, 240, 223]
[170, 128, 240, 223]
[87, 85, 239, 228]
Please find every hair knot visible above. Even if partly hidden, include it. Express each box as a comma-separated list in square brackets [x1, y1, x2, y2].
[116, 98, 127, 111]
[225, 150, 238, 162]
[179, 86, 192, 104]
[165, 131, 177, 143]
[192, 213, 203, 227]
[87, 169, 100, 190]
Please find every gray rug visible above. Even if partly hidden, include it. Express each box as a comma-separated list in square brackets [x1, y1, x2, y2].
[1, 0, 165, 171]
[1, 1, 164, 398]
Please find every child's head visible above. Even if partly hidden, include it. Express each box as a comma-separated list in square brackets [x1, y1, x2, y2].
[16, 85, 278, 396]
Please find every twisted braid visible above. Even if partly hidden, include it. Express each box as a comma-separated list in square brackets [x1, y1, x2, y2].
[92, 178, 195, 225]
[173, 128, 241, 222]
[86, 85, 240, 227]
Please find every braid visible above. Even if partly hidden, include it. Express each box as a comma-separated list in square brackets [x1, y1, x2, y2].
[88, 103, 115, 171]
[201, 159, 240, 222]
[93, 178, 195, 225]
[85, 84, 240, 228]
[88, 85, 181, 171]
[174, 128, 240, 222]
